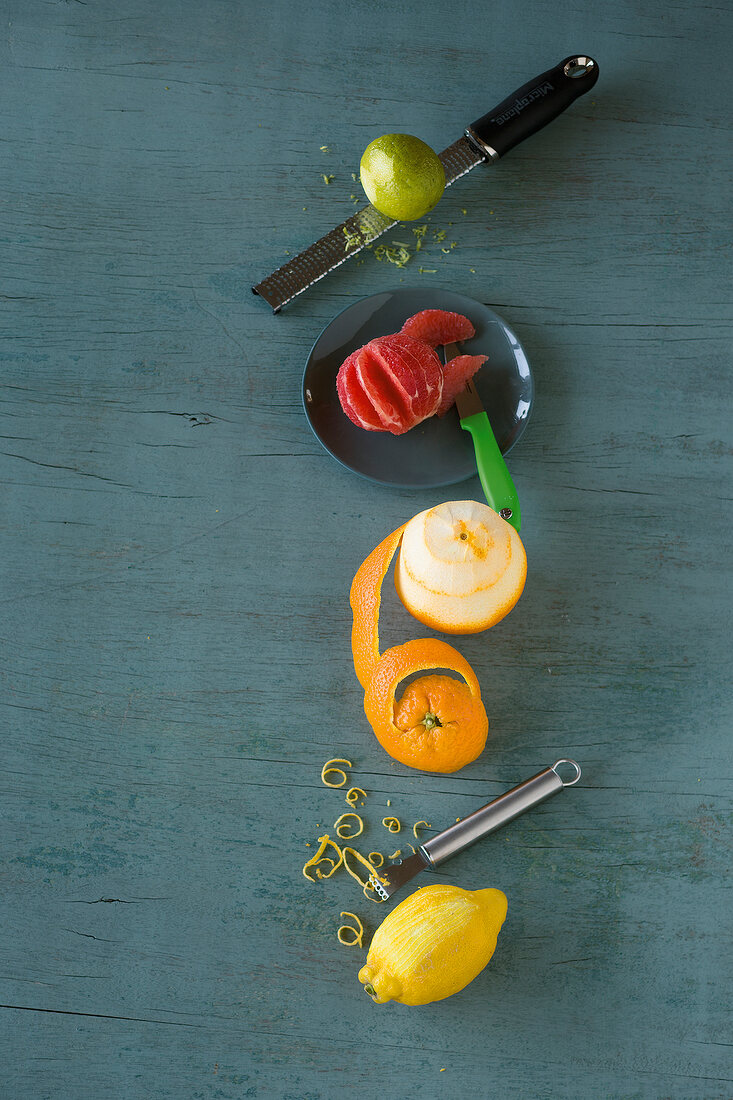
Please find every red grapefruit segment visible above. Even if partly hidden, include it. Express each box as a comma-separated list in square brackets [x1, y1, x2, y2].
[379, 334, 443, 419]
[401, 309, 475, 347]
[356, 345, 416, 434]
[437, 354, 488, 416]
[337, 348, 386, 431]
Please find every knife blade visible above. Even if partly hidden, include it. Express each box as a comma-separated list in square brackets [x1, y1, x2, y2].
[443, 341, 521, 528]
[253, 55, 598, 312]
[369, 759, 581, 901]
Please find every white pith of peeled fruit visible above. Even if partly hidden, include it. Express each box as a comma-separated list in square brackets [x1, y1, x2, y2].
[394, 500, 527, 634]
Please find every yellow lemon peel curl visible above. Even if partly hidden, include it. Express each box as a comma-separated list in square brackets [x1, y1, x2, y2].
[321, 758, 352, 788]
[337, 911, 364, 948]
[334, 813, 364, 839]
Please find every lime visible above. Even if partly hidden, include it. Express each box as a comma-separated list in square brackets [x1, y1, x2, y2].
[360, 134, 445, 222]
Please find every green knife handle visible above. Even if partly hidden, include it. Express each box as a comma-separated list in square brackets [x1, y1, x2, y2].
[460, 412, 521, 530]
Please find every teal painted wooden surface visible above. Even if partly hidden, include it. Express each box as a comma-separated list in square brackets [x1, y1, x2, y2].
[2, 1, 732, 1097]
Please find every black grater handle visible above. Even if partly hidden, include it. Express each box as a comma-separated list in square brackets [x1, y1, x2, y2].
[466, 55, 598, 160]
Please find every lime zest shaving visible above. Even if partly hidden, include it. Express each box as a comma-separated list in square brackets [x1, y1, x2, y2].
[322, 174, 334, 185]
[367, 852, 384, 868]
[321, 758, 352, 788]
[418, 267, 437, 274]
[337, 911, 364, 947]
[345, 786, 366, 808]
[382, 816, 401, 834]
[334, 812, 364, 839]
[373, 242, 411, 268]
[343, 226, 363, 253]
[302, 834, 343, 882]
[413, 820, 431, 840]
[412, 224, 427, 251]
[320, 145, 330, 152]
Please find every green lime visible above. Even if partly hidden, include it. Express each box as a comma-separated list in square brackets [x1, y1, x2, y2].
[360, 134, 445, 222]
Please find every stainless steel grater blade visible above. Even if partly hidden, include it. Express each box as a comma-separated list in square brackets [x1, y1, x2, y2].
[252, 55, 598, 312]
[252, 139, 484, 313]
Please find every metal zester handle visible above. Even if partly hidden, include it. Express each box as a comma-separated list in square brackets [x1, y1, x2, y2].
[421, 760, 581, 866]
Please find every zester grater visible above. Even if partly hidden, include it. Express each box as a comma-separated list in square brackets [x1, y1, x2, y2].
[253, 55, 598, 311]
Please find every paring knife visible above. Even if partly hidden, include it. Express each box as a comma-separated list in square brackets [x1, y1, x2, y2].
[445, 341, 522, 530]
[368, 759, 581, 901]
[253, 55, 598, 312]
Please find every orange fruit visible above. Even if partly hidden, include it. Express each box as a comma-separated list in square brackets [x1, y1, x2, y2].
[394, 500, 526, 633]
[350, 524, 488, 774]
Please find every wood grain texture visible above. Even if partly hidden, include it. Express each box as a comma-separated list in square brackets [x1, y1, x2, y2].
[2, 0, 731, 1097]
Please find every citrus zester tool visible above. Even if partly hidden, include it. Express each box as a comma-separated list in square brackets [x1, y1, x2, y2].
[253, 56, 598, 311]
[369, 760, 581, 900]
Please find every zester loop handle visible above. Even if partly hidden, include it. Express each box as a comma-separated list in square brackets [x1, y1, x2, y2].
[421, 760, 581, 866]
[466, 55, 598, 160]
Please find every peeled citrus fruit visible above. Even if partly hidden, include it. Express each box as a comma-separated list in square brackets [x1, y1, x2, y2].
[359, 884, 508, 1005]
[400, 309, 476, 346]
[436, 354, 488, 416]
[395, 500, 527, 633]
[360, 134, 445, 222]
[336, 333, 444, 435]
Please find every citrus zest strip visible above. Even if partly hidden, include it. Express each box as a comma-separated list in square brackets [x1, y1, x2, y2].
[321, 758, 353, 788]
[302, 834, 343, 882]
[388, 848, 402, 859]
[350, 525, 405, 690]
[368, 852, 384, 868]
[337, 912, 364, 948]
[334, 813, 364, 839]
[345, 786, 367, 807]
[382, 817, 401, 833]
[342, 847, 387, 903]
[342, 846, 380, 887]
[413, 820, 431, 839]
[315, 857, 337, 879]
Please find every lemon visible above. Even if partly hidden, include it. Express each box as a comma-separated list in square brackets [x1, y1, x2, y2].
[360, 134, 445, 222]
[359, 883, 508, 1005]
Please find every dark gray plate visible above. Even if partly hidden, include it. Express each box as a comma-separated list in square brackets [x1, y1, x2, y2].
[302, 287, 533, 489]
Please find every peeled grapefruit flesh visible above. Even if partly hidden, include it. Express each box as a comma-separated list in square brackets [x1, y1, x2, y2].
[337, 349, 387, 432]
[400, 309, 475, 346]
[337, 333, 444, 435]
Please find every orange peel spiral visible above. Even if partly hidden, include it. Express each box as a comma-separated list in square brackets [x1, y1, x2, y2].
[350, 524, 489, 774]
